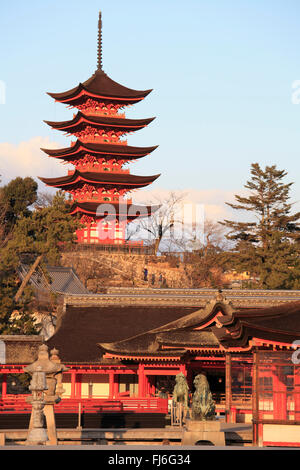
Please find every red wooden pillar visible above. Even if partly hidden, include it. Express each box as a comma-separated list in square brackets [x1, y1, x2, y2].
[109, 371, 114, 399]
[70, 370, 76, 399]
[112, 374, 119, 398]
[138, 364, 145, 398]
[1, 373, 7, 399]
[147, 376, 156, 396]
[76, 374, 82, 399]
[145, 375, 151, 397]
[273, 367, 287, 420]
[180, 364, 187, 376]
[225, 353, 232, 423]
[252, 350, 260, 446]
[294, 366, 300, 421]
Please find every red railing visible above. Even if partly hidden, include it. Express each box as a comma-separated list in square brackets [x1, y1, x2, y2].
[0, 396, 168, 415]
[118, 397, 168, 414]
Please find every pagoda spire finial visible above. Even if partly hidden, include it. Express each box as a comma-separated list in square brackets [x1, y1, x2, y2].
[97, 10, 103, 71]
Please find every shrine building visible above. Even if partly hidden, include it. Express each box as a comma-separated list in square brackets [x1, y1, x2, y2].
[1, 288, 300, 446]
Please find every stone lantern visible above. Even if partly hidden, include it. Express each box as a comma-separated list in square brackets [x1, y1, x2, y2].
[49, 348, 69, 398]
[24, 365, 48, 445]
[24, 344, 68, 446]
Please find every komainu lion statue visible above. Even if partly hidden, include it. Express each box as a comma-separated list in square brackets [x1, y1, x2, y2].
[191, 373, 215, 421]
[172, 372, 189, 408]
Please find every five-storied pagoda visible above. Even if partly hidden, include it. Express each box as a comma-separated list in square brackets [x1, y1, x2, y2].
[40, 12, 160, 244]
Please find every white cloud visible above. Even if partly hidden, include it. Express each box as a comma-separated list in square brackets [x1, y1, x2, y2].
[0, 137, 262, 224]
[0, 136, 72, 190]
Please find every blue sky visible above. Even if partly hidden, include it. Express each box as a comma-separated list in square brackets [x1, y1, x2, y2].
[0, 0, 300, 220]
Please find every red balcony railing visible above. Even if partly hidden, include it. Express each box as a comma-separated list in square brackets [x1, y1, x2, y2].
[0, 396, 168, 415]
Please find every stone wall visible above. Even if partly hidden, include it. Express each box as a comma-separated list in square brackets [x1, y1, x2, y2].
[0, 335, 43, 364]
[61, 251, 192, 292]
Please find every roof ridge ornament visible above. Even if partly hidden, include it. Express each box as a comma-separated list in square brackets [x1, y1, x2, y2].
[97, 11, 103, 71]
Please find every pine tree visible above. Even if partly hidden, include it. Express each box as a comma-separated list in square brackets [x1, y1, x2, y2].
[0, 188, 82, 334]
[9, 190, 82, 265]
[220, 163, 300, 289]
[0, 177, 38, 233]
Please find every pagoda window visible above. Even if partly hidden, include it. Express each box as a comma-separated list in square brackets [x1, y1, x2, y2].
[103, 197, 111, 201]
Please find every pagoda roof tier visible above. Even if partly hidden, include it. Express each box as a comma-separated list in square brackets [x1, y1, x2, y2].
[47, 70, 152, 107]
[39, 170, 160, 190]
[41, 140, 158, 161]
[44, 113, 155, 134]
[69, 201, 160, 220]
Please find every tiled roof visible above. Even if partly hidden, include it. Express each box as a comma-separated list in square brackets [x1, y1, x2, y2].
[47, 305, 198, 362]
[18, 264, 90, 296]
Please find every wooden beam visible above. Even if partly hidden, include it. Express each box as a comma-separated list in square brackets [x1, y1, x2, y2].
[15, 254, 43, 302]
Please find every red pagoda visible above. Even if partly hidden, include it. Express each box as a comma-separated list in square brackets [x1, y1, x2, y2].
[40, 12, 160, 244]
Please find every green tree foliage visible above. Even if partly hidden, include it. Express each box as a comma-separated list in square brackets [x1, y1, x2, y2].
[0, 179, 82, 334]
[0, 177, 38, 234]
[8, 190, 81, 265]
[220, 163, 300, 289]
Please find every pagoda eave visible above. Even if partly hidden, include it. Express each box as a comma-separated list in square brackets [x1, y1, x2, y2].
[38, 171, 160, 190]
[47, 70, 152, 106]
[47, 88, 152, 105]
[44, 113, 155, 129]
[44, 115, 155, 134]
[41, 141, 159, 159]
[69, 201, 160, 219]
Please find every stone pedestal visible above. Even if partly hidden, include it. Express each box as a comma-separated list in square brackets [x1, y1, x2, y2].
[181, 419, 225, 446]
[26, 399, 48, 445]
[44, 404, 58, 446]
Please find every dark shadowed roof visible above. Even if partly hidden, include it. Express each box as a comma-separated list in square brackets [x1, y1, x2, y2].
[98, 297, 300, 356]
[47, 292, 300, 363]
[46, 305, 199, 362]
[98, 329, 219, 357]
[212, 301, 300, 347]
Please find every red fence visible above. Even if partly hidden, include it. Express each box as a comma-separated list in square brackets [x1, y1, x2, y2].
[0, 396, 168, 415]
